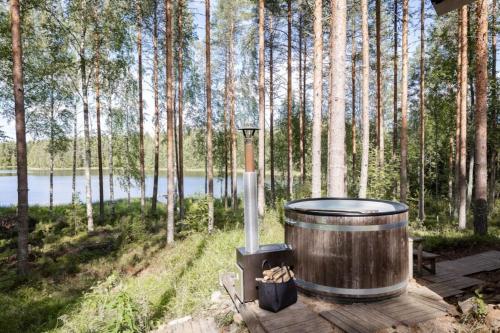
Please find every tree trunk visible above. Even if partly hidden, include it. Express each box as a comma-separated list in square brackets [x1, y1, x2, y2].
[206, 0, 214, 232]
[376, 0, 384, 168]
[258, 0, 265, 217]
[125, 109, 131, 206]
[136, 0, 145, 221]
[81, 31, 94, 232]
[448, 136, 454, 216]
[166, 0, 175, 243]
[50, 88, 55, 211]
[358, 0, 369, 198]
[473, 0, 488, 235]
[152, 0, 160, 214]
[328, 0, 347, 196]
[458, 6, 468, 230]
[108, 97, 115, 218]
[94, 28, 104, 222]
[393, 0, 398, 157]
[229, 21, 238, 210]
[223, 46, 229, 210]
[467, 152, 474, 208]
[11, 0, 29, 275]
[72, 108, 77, 226]
[454, 18, 462, 219]
[298, 13, 304, 185]
[311, 0, 323, 197]
[177, 0, 185, 220]
[302, 31, 307, 183]
[269, 15, 276, 207]
[399, 0, 409, 203]
[488, 0, 497, 211]
[418, 0, 425, 222]
[351, 26, 357, 179]
[287, 0, 293, 199]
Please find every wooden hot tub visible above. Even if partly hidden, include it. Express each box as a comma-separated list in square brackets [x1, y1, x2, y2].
[284, 198, 409, 301]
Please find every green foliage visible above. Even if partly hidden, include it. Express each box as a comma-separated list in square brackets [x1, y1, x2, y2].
[179, 196, 209, 236]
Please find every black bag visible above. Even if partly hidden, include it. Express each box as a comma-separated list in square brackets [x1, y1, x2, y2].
[257, 261, 297, 313]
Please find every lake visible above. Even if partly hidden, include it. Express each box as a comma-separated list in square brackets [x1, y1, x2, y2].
[0, 169, 244, 207]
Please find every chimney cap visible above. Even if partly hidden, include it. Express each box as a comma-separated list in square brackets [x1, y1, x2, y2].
[238, 126, 260, 138]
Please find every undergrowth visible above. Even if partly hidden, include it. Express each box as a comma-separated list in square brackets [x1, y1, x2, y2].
[0, 198, 283, 333]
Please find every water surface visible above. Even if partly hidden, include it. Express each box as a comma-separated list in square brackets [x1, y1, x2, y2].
[0, 169, 243, 206]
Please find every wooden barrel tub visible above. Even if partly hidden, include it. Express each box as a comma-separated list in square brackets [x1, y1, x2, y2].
[284, 198, 409, 301]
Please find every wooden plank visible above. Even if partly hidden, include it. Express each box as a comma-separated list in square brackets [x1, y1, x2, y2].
[347, 305, 398, 330]
[272, 317, 333, 333]
[321, 310, 370, 333]
[334, 306, 385, 331]
[259, 310, 318, 331]
[354, 304, 400, 328]
[240, 302, 266, 333]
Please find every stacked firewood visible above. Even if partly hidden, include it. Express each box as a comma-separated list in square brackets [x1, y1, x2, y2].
[256, 266, 295, 283]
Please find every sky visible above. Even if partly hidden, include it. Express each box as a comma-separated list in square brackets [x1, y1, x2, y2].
[0, 0, 498, 140]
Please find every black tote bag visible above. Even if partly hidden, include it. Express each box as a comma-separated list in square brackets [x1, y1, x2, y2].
[257, 261, 297, 313]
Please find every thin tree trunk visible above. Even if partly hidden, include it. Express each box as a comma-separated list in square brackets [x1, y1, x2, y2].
[358, 0, 369, 198]
[81, 29, 94, 232]
[393, 0, 398, 157]
[328, 0, 347, 196]
[287, 0, 293, 199]
[458, 6, 468, 230]
[166, 0, 175, 243]
[399, 0, 409, 203]
[473, 0, 488, 234]
[11, 0, 29, 274]
[224, 46, 229, 209]
[311, 0, 323, 197]
[376, 0, 383, 168]
[177, 0, 185, 220]
[488, 0, 497, 211]
[50, 88, 55, 211]
[152, 0, 160, 214]
[302, 32, 307, 183]
[454, 18, 462, 219]
[298, 13, 304, 185]
[418, 0, 425, 222]
[137, 0, 145, 221]
[258, 0, 265, 216]
[72, 108, 77, 226]
[94, 28, 104, 222]
[125, 109, 131, 206]
[448, 136, 454, 216]
[269, 15, 276, 207]
[229, 21, 238, 210]
[108, 98, 115, 218]
[351, 21, 357, 179]
[206, 0, 214, 232]
[467, 152, 474, 208]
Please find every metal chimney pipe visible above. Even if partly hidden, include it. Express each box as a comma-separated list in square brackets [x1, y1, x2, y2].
[241, 128, 259, 254]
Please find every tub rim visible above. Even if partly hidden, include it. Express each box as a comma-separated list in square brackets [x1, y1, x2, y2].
[284, 197, 409, 217]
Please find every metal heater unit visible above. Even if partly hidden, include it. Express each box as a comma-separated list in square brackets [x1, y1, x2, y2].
[234, 126, 293, 303]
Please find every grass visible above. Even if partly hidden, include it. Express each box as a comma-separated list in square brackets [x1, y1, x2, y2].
[0, 196, 498, 332]
[0, 199, 284, 333]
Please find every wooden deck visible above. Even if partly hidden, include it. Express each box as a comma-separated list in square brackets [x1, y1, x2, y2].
[417, 250, 500, 298]
[221, 251, 500, 333]
[221, 274, 453, 333]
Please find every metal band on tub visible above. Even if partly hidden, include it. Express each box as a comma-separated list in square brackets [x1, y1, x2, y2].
[285, 218, 408, 232]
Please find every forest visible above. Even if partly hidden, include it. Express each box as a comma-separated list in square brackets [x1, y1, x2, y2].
[0, 0, 499, 332]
